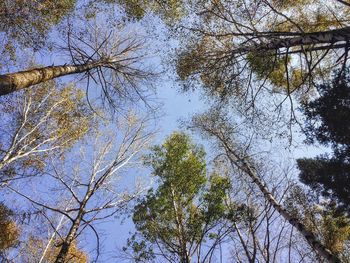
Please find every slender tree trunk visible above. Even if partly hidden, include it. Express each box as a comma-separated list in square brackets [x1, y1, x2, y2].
[54, 215, 83, 263]
[233, 26, 350, 54]
[223, 144, 341, 263]
[233, 222, 254, 263]
[39, 208, 67, 263]
[0, 61, 104, 96]
[170, 185, 190, 263]
[54, 190, 92, 263]
[194, 115, 341, 261]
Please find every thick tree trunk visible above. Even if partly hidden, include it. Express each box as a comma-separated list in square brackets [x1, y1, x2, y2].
[234, 26, 350, 54]
[223, 145, 342, 263]
[0, 61, 103, 96]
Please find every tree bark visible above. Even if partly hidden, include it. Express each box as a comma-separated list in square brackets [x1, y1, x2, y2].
[223, 144, 342, 263]
[170, 185, 190, 263]
[54, 216, 82, 263]
[233, 26, 350, 54]
[54, 190, 92, 263]
[0, 61, 104, 96]
[195, 116, 341, 262]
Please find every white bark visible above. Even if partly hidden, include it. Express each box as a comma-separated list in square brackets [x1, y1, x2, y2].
[223, 142, 341, 263]
[8, 112, 154, 262]
[231, 27, 350, 55]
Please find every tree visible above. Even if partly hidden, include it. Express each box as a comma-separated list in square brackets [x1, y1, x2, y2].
[123, 1, 350, 260]
[21, 236, 88, 263]
[301, 73, 350, 159]
[0, 203, 20, 257]
[110, 0, 350, 141]
[189, 110, 341, 263]
[298, 159, 350, 215]
[0, 80, 92, 186]
[6, 111, 154, 263]
[297, 72, 350, 214]
[285, 185, 350, 261]
[101, 0, 186, 22]
[0, 0, 76, 50]
[124, 132, 242, 263]
[221, 159, 303, 263]
[172, 0, 350, 113]
[0, 27, 155, 110]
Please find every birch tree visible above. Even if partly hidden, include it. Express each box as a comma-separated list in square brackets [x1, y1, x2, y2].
[112, 0, 350, 137]
[114, 0, 350, 98]
[225, 158, 325, 263]
[6, 112, 154, 263]
[21, 236, 88, 263]
[0, 80, 92, 186]
[190, 110, 342, 263]
[174, 0, 350, 109]
[285, 185, 350, 262]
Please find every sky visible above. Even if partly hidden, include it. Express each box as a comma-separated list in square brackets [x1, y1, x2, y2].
[10, 14, 210, 260]
[0, 2, 333, 262]
[77, 57, 211, 260]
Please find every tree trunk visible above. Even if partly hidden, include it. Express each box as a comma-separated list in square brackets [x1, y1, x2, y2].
[223, 145, 341, 263]
[54, 210, 84, 263]
[54, 190, 92, 263]
[39, 212, 66, 263]
[0, 61, 104, 96]
[193, 114, 341, 261]
[233, 26, 350, 54]
[170, 185, 190, 263]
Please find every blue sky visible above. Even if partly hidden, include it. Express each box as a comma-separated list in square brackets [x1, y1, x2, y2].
[0, 3, 334, 262]
[16, 22, 209, 259]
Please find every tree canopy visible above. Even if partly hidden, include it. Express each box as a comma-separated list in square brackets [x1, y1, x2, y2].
[0, 80, 92, 185]
[298, 72, 350, 214]
[125, 133, 243, 262]
[1, 1, 350, 262]
[0, 203, 19, 253]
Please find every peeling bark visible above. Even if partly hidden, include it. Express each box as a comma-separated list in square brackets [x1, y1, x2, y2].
[54, 218, 82, 263]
